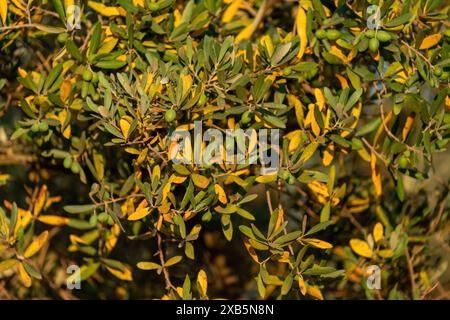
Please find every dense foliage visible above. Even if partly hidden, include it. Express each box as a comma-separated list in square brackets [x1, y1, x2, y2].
[0, 0, 449, 300]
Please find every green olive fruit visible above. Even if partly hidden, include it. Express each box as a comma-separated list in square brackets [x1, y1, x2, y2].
[376, 30, 391, 42]
[57, 33, 68, 43]
[31, 123, 40, 132]
[398, 156, 408, 169]
[315, 29, 327, 40]
[63, 157, 73, 169]
[71, 162, 80, 174]
[91, 72, 99, 83]
[358, 37, 369, 52]
[98, 212, 109, 223]
[165, 109, 176, 122]
[365, 29, 375, 38]
[326, 29, 341, 41]
[369, 38, 380, 52]
[433, 67, 442, 77]
[440, 72, 449, 80]
[107, 216, 114, 225]
[38, 121, 49, 132]
[82, 70, 93, 82]
[282, 67, 292, 76]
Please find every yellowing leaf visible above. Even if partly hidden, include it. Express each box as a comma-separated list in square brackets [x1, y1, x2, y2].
[349, 239, 373, 258]
[197, 269, 208, 296]
[33, 185, 47, 216]
[255, 172, 277, 183]
[378, 249, 394, 258]
[296, 7, 307, 59]
[303, 238, 333, 249]
[214, 184, 227, 204]
[88, 1, 126, 16]
[298, 274, 306, 295]
[105, 266, 133, 281]
[18, 263, 32, 287]
[373, 222, 383, 243]
[323, 142, 334, 166]
[24, 231, 48, 258]
[38, 215, 70, 226]
[137, 261, 161, 270]
[243, 237, 259, 263]
[235, 23, 253, 43]
[0, 259, 18, 272]
[0, 0, 7, 25]
[222, 0, 241, 23]
[419, 34, 441, 50]
[128, 207, 150, 221]
[60, 79, 71, 102]
[119, 118, 131, 139]
[371, 153, 382, 198]
[307, 285, 323, 300]
[191, 173, 210, 189]
[402, 114, 415, 141]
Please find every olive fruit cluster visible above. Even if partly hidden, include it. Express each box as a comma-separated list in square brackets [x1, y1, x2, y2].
[63, 156, 81, 174]
[30, 121, 49, 133]
[358, 29, 392, 53]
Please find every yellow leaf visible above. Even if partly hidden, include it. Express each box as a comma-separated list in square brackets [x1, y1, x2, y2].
[38, 215, 70, 226]
[298, 274, 306, 295]
[349, 238, 373, 258]
[235, 23, 253, 43]
[378, 249, 394, 258]
[98, 37, 118, 54]
[307, 285, 324, 300]
[214, 184, 227, 204]
[402, 114, 415, 141]
[373, 222, 383, 243]
[419, 34, 441, 50]
[119, 118, 131, 139]
[303, 238, 333, 249]
[105, 266, 133, 281]
[33, 185, 47, 216]
[296, 7, 307, 59]
[18, 67, 27, 78]
[370, 153, 382, 197]
[128, 207, 150, 221]
[197, 269, 208, 296]
[243, 237, 259, 263]
[0, 0, 8, 26]
[18, 263, 32, 287]
[105, 224, 120, 253]
[191, 173, 210, 189]
[0, 259, 18, 272]
[275, 206, 284, 230]
[322, 142, 334, 166]
[180, 73, 193, 97]
[255, 172, 277, 183]
[314, 88, 325, 111]
[60, 79, 71, 102]
[87, 1, 126, 16]
[24, 231, 49, 258]
[222, 0, 241, 23]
